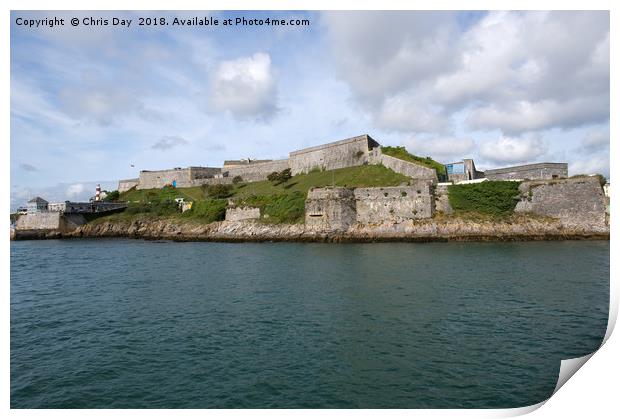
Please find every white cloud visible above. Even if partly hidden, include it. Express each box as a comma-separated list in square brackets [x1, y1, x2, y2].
[581, 131, 609, 153]
[209, 52, 278, 121]
[403, 137, 476, 163]
[569, 155, 609, 177]
[321, 11, 458, 103]
[479, 135, 548, 165]
[151, 136, 189, 150]
[19, 163, 38, 172]
[375, 96, 447, 133]
[322, 11, 609, 135]
[466, 96, 609, 134]
[66, 183, 85, 198]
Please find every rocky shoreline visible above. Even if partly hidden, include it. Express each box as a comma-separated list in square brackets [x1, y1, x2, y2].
[12, 217, 610, 242]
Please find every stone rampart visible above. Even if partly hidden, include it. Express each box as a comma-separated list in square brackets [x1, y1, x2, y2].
[372, 153, 438, 182]
[289, 135, 379, 175]
[305, 187, 357, 231]
[16, 212, 62, 230]
[305, 182, 434, 230]
[118, 178, 139, 192]
[354, 183, 434, 224]
[137, 167, 221, 189]
[485, 163, 568, 181]
[515, 176, 607, 231]
[225, 159, 290, 182]
[225, 207, 261, 222]
[434, 183, 453, 214]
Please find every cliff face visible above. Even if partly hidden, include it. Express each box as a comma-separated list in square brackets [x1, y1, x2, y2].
[55, 216, 608, 242]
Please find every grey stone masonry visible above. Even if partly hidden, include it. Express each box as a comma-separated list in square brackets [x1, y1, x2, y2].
[118, 178, 139, 192]
[515, 176, 607, 232]
[354, 182, 435, 224]
[224, 159, 290, 182]
[305, 187, 357, 231]
[289, 134, 379, 175]
[138, 167, 222, 189]
[225, 206, 261, 222]
[370, 152, 438, 182]
[485, 163, 568, 181]
[305, 182, 435, 231]
[434, 184, 453, 214]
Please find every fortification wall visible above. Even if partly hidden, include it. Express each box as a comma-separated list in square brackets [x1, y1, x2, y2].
[485, 163, 568, 181]
[515, 176, 607, 231]
[138, 168, 192, 189]
[190, 167, 222, 179]
[354, 183, 434, 224]
[372, 153, 438, 182]
[16, 212, 62, 230]
[225, 207, 261, 222]
[198, 177, 235, 186]
[137, 167, 221, 189]
[305, 187, 357, 231]
[305, 183, 434, 230]
[15, 212, 88, 234]
[289, 135, 378, 175]
[118, 178, 139, 193]
[434, 184, 453, 214]
[225, 159, 290, 182]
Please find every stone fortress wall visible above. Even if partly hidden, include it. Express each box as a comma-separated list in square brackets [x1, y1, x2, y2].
[288, 135, 380, 175]
[515, 176, 607, 232]
[484, 163, 568, 181]
[354, 182, 435, 224]
[121, 134, 440, 191]
[15, 212, 88, 233]
[16, 211, 62, 230]
[369, 151, 438, 181]
[137, 167, 221, 190]
[224, 159, 290, 182]
[225, 206, 261, 222]
[118, 178, 139, 192]
[305, 187, 357, 231]
[305, 181, 435, 231]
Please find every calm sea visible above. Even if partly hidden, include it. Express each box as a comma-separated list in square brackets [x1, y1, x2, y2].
[10, 239, 609, 408]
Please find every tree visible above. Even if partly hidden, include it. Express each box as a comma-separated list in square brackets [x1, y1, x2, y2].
[103, 190, 120, 201]
[277, 168, 292, 182]
[206, 184, 233, 199]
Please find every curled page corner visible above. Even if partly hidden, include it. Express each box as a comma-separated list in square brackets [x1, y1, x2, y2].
[553, 352, 595, 395]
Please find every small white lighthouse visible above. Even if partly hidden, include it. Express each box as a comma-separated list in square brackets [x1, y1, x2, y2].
[95, 184, 101, 201]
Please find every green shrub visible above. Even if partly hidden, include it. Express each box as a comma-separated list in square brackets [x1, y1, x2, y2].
[277, 168, 292, 182]
[103, 190, 120, 201]
[125, 200, 179, 216]
[182, 199, 227, 223]
[205, 184, 233, 199]
[237, 192, 306, 224]
[448, 181, 521, 216]
[232, 175, 243, 184]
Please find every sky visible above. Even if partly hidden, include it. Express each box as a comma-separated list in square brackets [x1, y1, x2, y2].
[10, 10, 610, 208]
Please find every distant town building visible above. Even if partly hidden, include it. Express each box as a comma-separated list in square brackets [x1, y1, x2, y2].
[48, 202, 68, 212]
[26, 197, 48, 214]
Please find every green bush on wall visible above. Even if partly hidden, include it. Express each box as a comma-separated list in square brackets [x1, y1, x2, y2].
[448, 181, 521, 216]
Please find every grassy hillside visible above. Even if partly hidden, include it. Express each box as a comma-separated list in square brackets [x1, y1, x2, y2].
[381, 146, 447, 180]
[112, 164, 410, 224]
